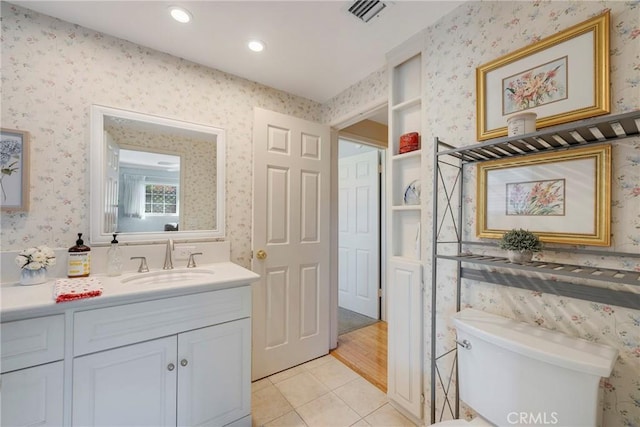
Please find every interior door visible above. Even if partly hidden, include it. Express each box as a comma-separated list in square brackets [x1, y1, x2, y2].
[338, 149, 380, 319]
[252, 107, 331, 380]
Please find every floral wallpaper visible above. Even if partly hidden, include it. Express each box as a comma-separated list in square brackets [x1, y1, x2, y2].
[0, 2, 322, 267]
[322, 66, 388, 125]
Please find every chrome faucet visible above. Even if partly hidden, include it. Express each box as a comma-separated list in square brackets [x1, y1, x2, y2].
[163, 239, 174, 270]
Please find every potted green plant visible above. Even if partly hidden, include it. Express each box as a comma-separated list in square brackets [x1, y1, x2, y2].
[498, 228, 542, 263]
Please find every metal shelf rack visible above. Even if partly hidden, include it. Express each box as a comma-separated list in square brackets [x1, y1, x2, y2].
[429, 110, 640, 424]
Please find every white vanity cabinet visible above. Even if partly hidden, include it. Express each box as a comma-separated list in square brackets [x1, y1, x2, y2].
[0, 315, 65, 427]
[72, 285, 252, 427]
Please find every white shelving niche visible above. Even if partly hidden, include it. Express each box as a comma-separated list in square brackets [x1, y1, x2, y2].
[386, 39, 426, 425]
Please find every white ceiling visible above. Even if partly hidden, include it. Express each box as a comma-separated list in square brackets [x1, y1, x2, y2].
[11, 0, 462, 103]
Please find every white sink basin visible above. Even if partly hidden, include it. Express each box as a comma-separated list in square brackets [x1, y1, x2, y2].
[121, 269, 215, 286]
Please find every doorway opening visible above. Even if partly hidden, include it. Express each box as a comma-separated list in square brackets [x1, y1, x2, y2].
[337, 139, 382, 329]
[331, 104, 388, 391]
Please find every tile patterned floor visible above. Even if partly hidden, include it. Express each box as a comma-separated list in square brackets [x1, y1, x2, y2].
[251, 355, 416, 427]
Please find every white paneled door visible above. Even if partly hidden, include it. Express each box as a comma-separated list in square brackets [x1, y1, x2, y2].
[252, 108, 331, 380]
[338, 150, 380, 319]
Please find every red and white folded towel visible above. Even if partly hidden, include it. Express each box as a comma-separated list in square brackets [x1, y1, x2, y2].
[54, 277, 103, 303]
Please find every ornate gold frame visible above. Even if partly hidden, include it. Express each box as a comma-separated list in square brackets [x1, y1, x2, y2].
[476, 12, 610, 141]
[477, 145, 611, 246]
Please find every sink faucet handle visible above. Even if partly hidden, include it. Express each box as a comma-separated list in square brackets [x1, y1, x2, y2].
[130, 256, 149, 273]
[187, 252, 203, 268]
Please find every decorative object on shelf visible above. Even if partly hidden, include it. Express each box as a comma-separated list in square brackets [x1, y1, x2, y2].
[477, 144, 611, 246]
[507, 112, 537, 136]
[15, 245, 56, 285]
[399, 132, 420, 154]
[1, 128, 30, 211]
[498, 228, 542, 263]
[403, 179, 421, 205]
[476, 11, 610, 141]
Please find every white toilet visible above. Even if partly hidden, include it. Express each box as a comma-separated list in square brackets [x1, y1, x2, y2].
[432, 308, 618, 427]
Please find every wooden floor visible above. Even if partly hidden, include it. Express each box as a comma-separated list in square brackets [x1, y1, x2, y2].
[330, 321, 387, 392]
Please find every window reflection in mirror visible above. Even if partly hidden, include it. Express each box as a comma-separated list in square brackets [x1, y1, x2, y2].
[90, 105, 225, 244]
[117, 148, 181, 233]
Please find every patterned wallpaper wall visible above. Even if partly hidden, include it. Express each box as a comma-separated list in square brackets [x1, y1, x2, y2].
[0, 3, 322, 266]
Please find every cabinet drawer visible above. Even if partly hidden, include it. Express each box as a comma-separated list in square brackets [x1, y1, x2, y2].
[1, 315, 65, 373]
[74, 285, 251, 356]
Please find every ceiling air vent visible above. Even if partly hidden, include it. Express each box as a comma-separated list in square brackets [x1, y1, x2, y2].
[348, 0, 387, 23]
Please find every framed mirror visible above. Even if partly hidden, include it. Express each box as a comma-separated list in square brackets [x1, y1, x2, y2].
[90, 105, 225, 243]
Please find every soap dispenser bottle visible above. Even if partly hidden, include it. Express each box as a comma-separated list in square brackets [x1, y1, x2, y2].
[68, 233, 91, 278]
[107, 233, 123, 277]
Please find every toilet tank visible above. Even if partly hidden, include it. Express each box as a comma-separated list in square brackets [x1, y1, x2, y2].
[452, 309, 618, 427]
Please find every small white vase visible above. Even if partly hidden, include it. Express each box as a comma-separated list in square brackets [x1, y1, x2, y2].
[507, 112, 537, 136]
[19, 268, 48, 286]
[507, 250, 533, 264]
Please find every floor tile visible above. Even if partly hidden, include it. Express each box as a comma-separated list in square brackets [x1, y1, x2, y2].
[364, 403, 416, 426]
[308, 358, 359, 390]
[296, 392, 361, 427]
[301, 354, 334, 370]
[251, 383, 293, 426]
[252, 377, 272, 393]
[334, 377, 387, 417]
[264, 410, 308, 427]
[351, 419, 371, 427]
[274, 371, 329, 408]
[269, 365, 306, 384]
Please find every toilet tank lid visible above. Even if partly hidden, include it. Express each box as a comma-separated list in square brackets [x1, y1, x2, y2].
[452, 309, 618, 377]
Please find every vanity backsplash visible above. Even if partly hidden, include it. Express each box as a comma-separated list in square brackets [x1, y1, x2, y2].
[1, 241, 231, 285]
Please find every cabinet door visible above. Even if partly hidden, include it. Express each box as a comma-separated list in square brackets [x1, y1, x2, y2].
[1, 361, 63, 427]
[387, 259, 423, 420]
[73, 336, 177, 427]
[177, 318, 251, 427]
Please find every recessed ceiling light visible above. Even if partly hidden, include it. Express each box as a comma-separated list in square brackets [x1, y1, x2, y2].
[169, 6, 192, 23]
[248, 40, 265, 53]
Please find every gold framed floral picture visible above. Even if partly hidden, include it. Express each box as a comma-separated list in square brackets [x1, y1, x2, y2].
[476, 12, 610, 141]
[476, 145, 611, 246]
[1, 128, 30, 211]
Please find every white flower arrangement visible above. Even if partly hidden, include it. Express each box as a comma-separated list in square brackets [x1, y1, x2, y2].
[15, 246, 56, 270]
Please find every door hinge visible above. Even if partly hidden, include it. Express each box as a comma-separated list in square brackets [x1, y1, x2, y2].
[377, 288, 382, 298]
[378, 163, 383, 173]
[421, 393, 425, 404]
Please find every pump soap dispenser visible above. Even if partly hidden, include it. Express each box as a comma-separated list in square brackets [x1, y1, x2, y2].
[107, 233, 123, 276]
[68, 233, 91, 278]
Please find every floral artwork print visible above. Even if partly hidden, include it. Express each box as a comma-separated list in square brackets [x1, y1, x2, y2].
[506, 179, 565, 216]
[0, 132, 23, 205]
[503, 57, 568, 115]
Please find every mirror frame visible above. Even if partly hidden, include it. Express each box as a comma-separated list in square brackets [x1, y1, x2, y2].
[90, 104, 226, 244]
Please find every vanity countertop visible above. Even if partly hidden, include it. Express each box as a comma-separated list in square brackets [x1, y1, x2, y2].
[1, 262, 259, 322]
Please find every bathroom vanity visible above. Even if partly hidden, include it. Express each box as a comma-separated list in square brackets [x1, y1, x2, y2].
[1, 260, 258, 427]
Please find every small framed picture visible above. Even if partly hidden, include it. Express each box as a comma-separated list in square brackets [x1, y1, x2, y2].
[1, 128, 30, 211]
